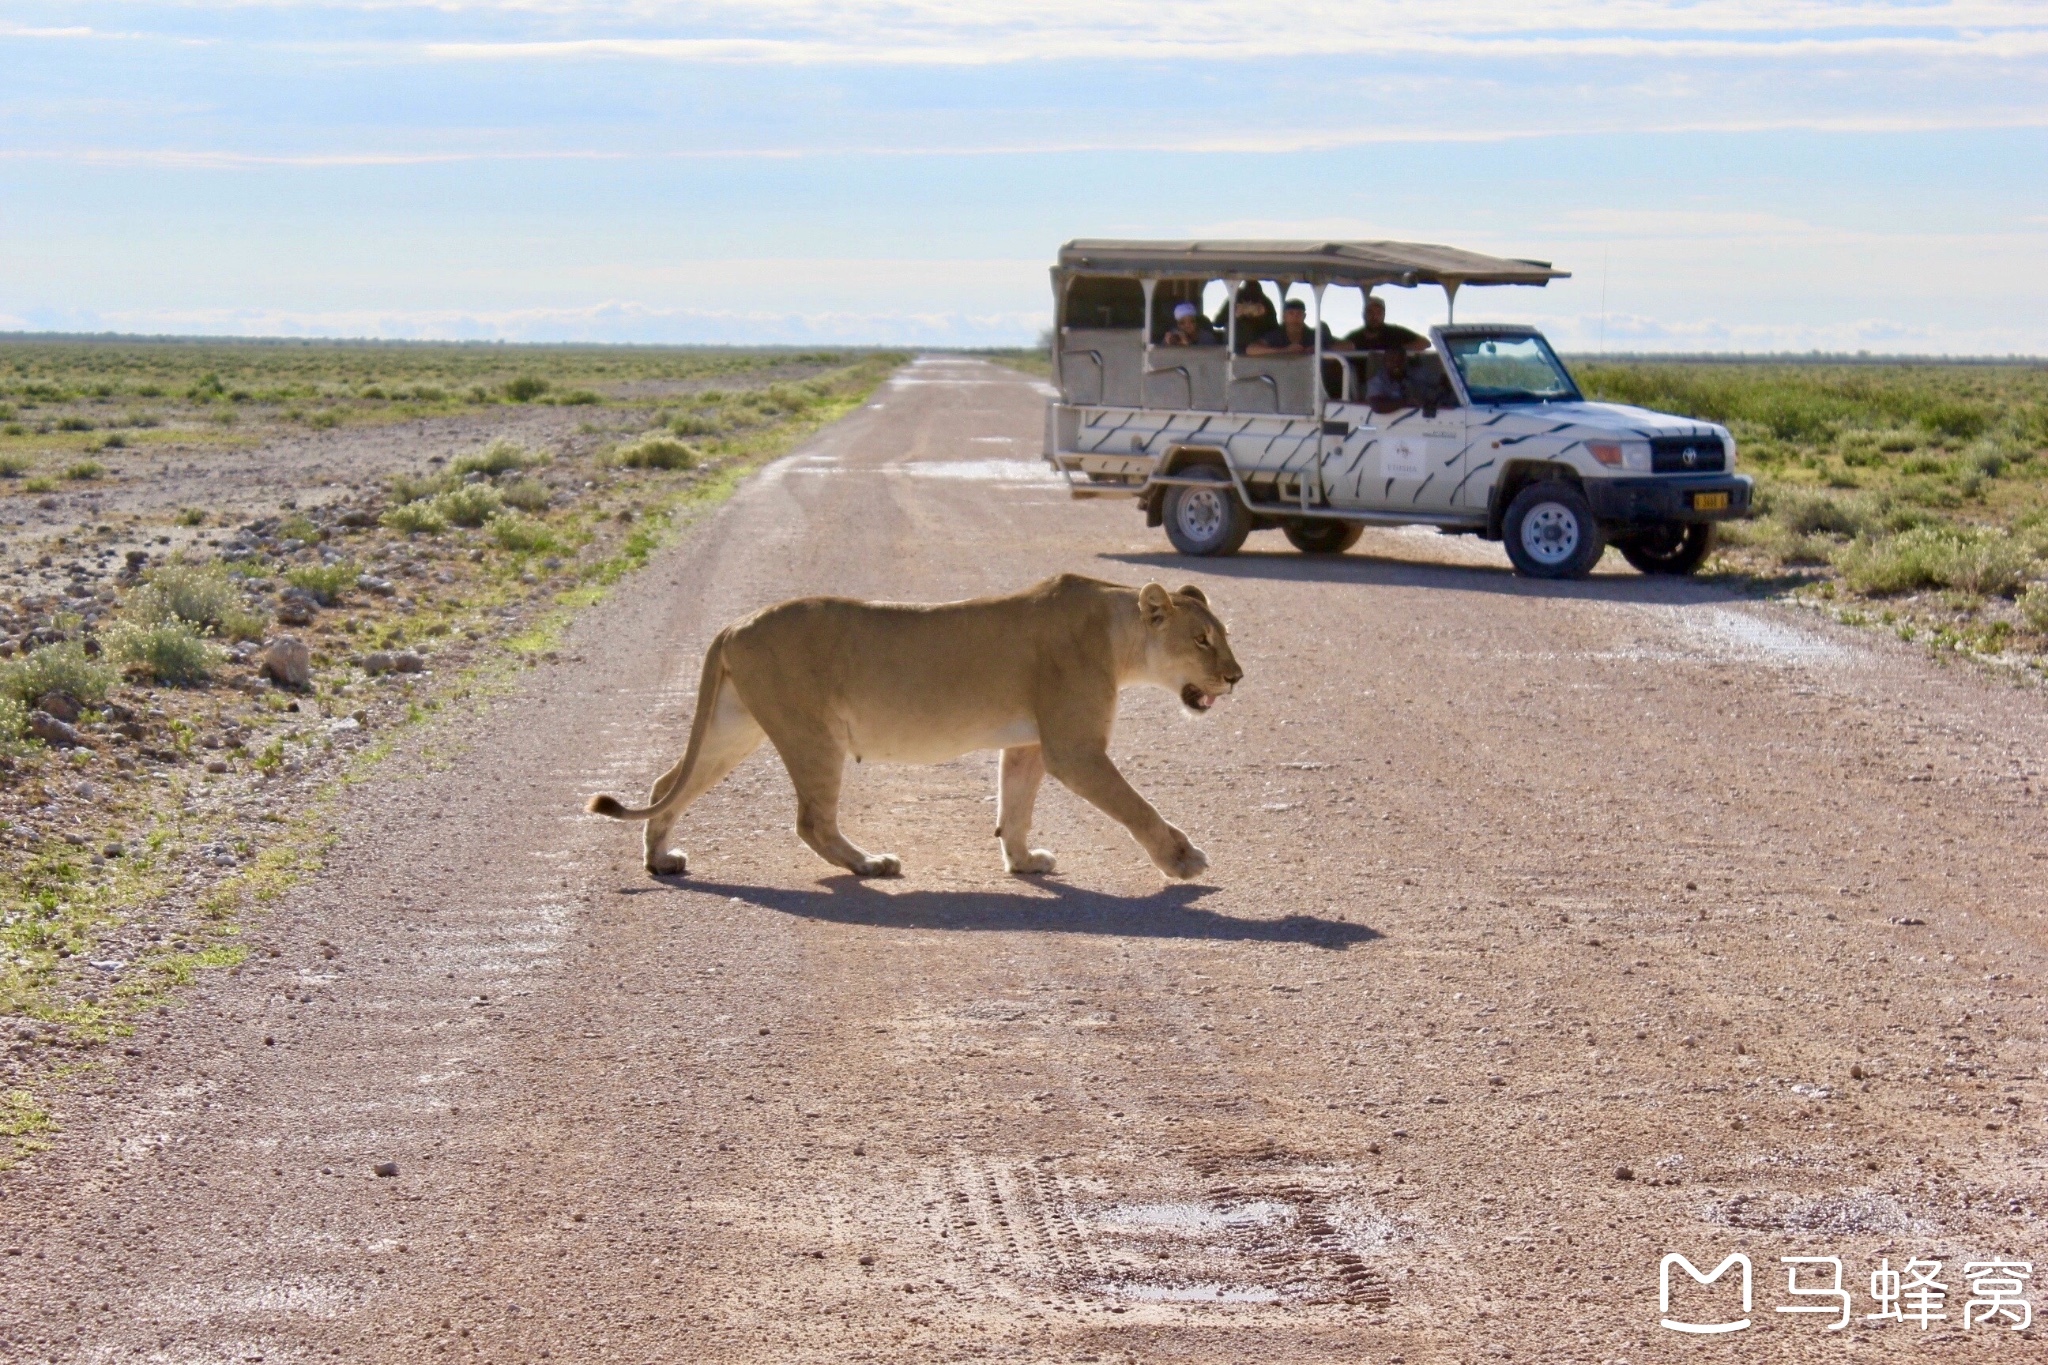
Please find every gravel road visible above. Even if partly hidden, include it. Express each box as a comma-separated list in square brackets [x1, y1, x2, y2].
[5, 358, 2045, 1361]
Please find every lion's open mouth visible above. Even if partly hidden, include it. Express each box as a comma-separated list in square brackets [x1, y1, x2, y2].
[1181, 684, 1216, 712]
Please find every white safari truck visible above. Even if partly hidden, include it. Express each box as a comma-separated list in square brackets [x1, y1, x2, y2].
[1044, 240, 1752, 578]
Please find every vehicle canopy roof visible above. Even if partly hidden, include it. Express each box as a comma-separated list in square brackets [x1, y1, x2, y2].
[1055, 239, 1568, 290]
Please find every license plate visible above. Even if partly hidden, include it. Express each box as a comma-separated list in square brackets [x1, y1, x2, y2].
[1692, 491, 1730, 511]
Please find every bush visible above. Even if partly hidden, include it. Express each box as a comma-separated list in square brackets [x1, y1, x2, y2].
[609, 435, 698, 470]
[382, 501, 448, 535]
[431, 483, 503, 528]
[500, 478, 552, 512]
[175, 507, 207, 526]
[0, 694, 26, 751]
[452, 437, 549, 478]
[2021, 584, 2048, 633]
[0, 453, 32, 478]
[558, 390, 602, 406]
[307, 410, 342, 430]
[57, 416, 94, 432]
[1836, 526, 2033, 597]
[22, 476, 56, 494]
[64, 461, 105, 481]
[668, 413, 721, 437]
[0, 641, 116, 709]
[490, 515, 561, 554]
[285, 561, 357, 605]
[1761, 487, 1873, 539]
[388, 470, 458, 505]
[504, 376, 549, 402]
[127, 562, 267, 639]
[105, 620, 220, 686]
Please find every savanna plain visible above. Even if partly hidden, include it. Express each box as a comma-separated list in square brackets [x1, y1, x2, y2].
[0, 344, 2043, 1363]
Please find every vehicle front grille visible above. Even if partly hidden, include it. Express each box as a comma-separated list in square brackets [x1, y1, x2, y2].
[1650, 435, 1726, 473]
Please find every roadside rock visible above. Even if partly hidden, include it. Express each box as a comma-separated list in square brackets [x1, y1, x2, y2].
[258, 636, 313, 690]
[356, 574, 395, 597]
[276, 588, 320, 627]
[361, 650, 426, 676]
[27, 710, 91, 748]
[34, 692, 81, 724]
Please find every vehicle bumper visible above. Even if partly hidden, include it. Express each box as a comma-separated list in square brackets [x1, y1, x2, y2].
[1585, 474, 1753, 525]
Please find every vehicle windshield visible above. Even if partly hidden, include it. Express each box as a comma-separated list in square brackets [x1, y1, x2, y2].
[1444, 333, 1581, 404]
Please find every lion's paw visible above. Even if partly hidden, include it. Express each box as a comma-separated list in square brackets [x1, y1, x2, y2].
[855, 853, 902, 878]
[646, 848, 689, 876]
[1157, 834, 1209, 881]
[1005, 849, 1057, 876]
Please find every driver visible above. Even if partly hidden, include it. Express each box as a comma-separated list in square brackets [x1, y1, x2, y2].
[1334, 295, 1430, 355]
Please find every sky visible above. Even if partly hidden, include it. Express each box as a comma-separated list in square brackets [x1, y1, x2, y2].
[1, 1, 2044, 351]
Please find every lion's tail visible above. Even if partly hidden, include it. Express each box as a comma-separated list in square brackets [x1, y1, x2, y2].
[583, 627, 734, 823]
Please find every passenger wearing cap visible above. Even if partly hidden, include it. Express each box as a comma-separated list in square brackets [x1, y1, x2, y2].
[1246, 300, 1334, 356]
[1333, 294, 1430, 355]
[1160, 301, 1221, 347]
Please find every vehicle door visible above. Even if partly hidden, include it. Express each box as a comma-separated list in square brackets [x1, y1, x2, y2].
[1320, 348, 1466, 513]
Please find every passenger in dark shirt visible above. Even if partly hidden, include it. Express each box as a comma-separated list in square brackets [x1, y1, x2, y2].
[1160, 301, 1222, 347]
[1246, 301, 1335, 356]
[1218, 286, 1279, 354]
[1333, 295, 1431, 355]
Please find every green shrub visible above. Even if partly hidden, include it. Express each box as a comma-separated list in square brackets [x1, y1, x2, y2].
[285, 561, 358, 605]
[504, 376, 549, 402]
[557, 390, 602, 406]
[0, 453, 32, 478]
[431, 483, 503, 528]
[668, 413, 721, 437]
[105, 620, 221, 686]
[175, 506, 207, 526]
[608, 435, 698, 470]
[22, 476, 56, 494]
[389, 470, 458, 504]
[382, 501, 448, 535]
[56, 416, 94, 432]
[307, 410, 342, 430]
[500, 478, 552, 512]
[126, 562, 267, 639]
[0, 641, 116, 709]
[452, 437, 549, 477]
[2021, 584, 2048, 633]
[95, 433, 129, 450]
[490, 515, 561, 554]
[1836, 526, 2033, 597]
[0, 694, 26, 751]
[64, 460, 105, 481]
[278, 514, 320, 544]
[1761, 487, 1873, 538]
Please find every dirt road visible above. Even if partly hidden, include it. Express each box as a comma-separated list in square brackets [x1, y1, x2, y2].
[5, 357, 2046, 1362]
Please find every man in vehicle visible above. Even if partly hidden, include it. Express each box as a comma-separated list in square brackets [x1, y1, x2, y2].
[1246, 300, 1332, 356]
[1217, 285, 1278, 354]
[1333, 294, 1431, 356]
[1160, 301, 1221, 347]
[1365, 347, 1412, 412]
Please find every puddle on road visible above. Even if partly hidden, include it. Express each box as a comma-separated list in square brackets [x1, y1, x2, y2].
[893, 459, 1063, 484]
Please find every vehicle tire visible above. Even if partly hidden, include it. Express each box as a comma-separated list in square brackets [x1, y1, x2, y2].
[1502, 480, 1605, 580]
[1163, 469, 1252, 557]
[1618, 522, 1715, 576]
[1284, 520, 1364, 555]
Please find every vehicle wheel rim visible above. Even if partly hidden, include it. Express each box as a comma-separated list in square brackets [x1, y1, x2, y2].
[1638, 525, 1686, 560]
[1179, 489, 1226, 543]
[1519, 501, 1581, 566]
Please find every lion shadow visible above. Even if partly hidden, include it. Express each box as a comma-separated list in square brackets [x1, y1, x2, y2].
[628, 874, 1380, 949]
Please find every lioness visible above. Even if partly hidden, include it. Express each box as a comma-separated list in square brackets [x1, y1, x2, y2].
[586, 574, 1242, 880]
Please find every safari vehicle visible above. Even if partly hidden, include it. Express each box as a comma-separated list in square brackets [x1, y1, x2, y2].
[1044, 240, 1752, 578]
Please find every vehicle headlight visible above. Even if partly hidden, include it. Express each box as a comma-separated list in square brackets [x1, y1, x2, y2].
[1587, 441, 1651, 472]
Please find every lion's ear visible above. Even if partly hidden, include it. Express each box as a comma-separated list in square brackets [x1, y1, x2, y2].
[1138, 582, 1173, 625]
[1177, 584, 1208, 606]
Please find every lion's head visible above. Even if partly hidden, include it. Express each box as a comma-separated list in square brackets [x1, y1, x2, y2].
[1138, 583, 1244, 714]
